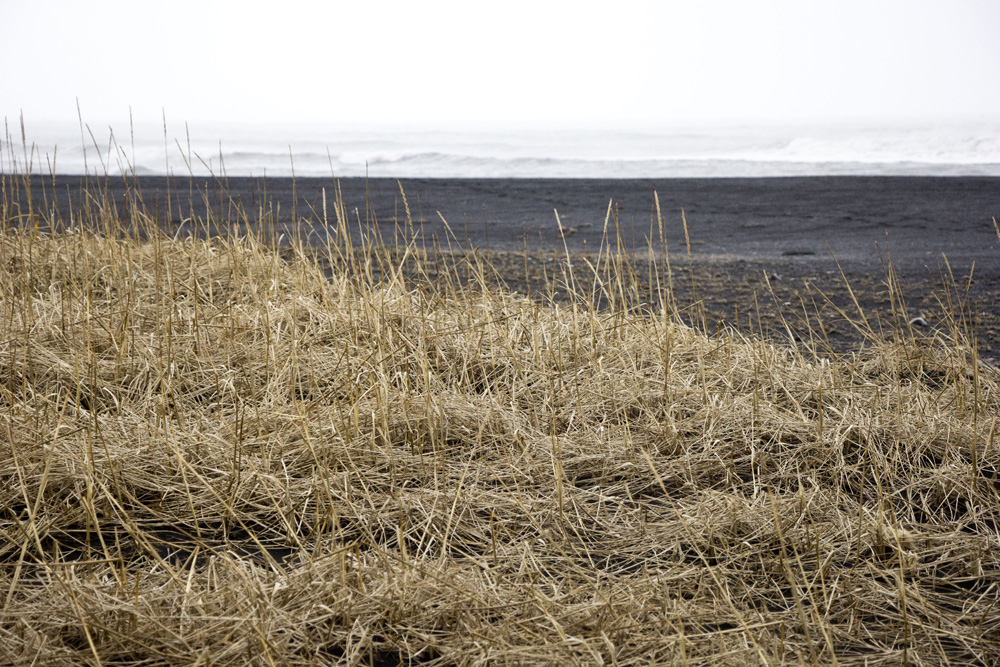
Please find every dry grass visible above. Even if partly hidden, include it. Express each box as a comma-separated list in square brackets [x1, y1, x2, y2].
[1, 175, 999, 666]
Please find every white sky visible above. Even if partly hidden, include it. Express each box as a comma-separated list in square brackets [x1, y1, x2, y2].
[3, 0, 1000, 131]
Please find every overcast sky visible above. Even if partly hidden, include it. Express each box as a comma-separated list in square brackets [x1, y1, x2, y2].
[3, 0, 1000, 132]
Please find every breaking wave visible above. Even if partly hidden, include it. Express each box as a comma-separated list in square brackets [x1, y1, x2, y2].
[4, 121, 1000, 178]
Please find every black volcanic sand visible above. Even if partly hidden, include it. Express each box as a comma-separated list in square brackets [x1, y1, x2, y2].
[15, 174, 1000, 360]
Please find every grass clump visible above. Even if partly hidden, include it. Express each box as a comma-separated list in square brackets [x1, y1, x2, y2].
[0, 176, 998, 666]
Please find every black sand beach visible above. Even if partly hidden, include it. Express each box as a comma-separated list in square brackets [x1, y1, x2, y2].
[12, 174, 1000, 358]
[18, 175, 998, 273]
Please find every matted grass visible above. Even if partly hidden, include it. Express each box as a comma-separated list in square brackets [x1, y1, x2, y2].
[1, 176, 999, 665]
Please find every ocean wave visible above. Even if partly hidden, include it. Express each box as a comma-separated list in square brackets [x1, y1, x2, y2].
[4, 123, 1000, 178]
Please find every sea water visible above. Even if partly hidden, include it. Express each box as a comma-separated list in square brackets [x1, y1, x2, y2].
[3, 119, 999, 178]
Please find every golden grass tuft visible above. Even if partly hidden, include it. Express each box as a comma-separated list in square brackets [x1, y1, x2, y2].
[1, 177, 998, 665]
